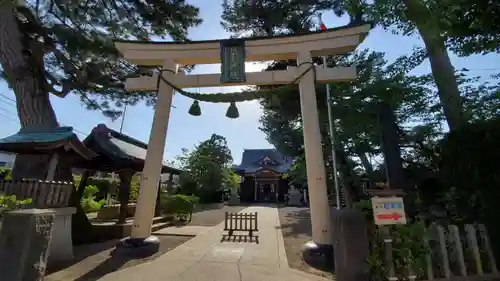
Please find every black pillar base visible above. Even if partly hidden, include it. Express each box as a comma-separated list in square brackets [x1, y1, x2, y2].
[113, 236, 160, 258]
[301, 241, 334, 271]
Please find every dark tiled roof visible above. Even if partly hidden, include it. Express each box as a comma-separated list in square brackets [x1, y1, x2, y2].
[77, 124, 181, 174]
[234, 149, 293, 174]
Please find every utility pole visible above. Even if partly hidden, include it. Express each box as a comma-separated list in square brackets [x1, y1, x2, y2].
[318, 12, 341, 209]
[323, 56, 341, 209]
[119, 104, 127, 133]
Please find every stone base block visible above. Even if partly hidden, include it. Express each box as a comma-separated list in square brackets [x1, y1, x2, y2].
[114, 236, 160, 258]
[48, 207, 76, 264]
[301, 241, 334, 271]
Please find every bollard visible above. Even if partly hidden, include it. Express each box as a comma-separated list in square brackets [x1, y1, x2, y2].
[333, 208, 370, 281]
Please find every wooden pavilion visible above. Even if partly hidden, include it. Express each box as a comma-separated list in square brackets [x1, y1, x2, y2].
[73, 124, 182, 222]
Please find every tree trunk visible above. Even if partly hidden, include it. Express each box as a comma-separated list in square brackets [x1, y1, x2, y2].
[77, 170, 90, 200]
[0, 7, 92, 244]
[0, 7, 59, 179]
[402, 0, 467, 131]
[356, 149, 375, 180]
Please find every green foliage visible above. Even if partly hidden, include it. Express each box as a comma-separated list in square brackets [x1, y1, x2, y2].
[80, 185, 102, 213]
[222, 0, 498, 203]
[1, 1, 202, 119]
[83, 185, 99, 199]
[0, 168, 12, 180]
[161, 194, 198, 222]
[176, 134, 234, 203]
[81, 197, 102, 213]
[257, 49, 441, 196]
[178, 172, 199, 195]
[130, 175, 140, 201]
[439, 118, 500, 258]
[87, 178, 113, 200]
[0, 195, 33, 218]
[224, 169, 241, 192]
[439, 118, 500, 221]
[356, 199, 429, 281]
[98, 199, 107, 207]
[222, 0, 338, 37]
[368, 222, 429, 281]
[335, 0, 500, 56]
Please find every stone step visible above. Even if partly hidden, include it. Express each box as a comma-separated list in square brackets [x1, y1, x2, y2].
[151, 222, 171, 233]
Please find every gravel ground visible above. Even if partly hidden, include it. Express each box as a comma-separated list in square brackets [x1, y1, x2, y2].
[277, 205, 334, 279]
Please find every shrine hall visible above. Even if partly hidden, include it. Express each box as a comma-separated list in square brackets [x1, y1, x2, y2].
[233, 149, 299, 203]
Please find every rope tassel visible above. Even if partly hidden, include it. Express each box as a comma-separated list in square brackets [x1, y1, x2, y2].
[188, 100, 201, 116]
[226, 102, 239, 119]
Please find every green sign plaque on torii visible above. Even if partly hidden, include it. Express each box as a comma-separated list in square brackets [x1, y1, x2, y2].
[220, 39, 246, 83]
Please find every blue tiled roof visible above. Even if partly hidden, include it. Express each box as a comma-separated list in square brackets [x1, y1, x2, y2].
[234, 149, 293, 174]
[0, 127, 96, 159]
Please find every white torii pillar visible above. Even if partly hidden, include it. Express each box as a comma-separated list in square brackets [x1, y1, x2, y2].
[297, 51, 333, 250]
[117, 60, 178, 252]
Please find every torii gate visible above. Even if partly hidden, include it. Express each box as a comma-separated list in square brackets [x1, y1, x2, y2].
[114, 23, 370, 257]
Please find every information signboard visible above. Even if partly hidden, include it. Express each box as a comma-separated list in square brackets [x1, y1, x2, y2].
[371, 196, 407, 225]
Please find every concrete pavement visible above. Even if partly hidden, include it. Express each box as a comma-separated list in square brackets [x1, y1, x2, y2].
[153, 225, 211, 236]
[100, 206, 330, 281]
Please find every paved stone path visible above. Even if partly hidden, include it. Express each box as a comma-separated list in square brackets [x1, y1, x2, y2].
[100, 206, 329, 281]
[153, 225, 211, 236]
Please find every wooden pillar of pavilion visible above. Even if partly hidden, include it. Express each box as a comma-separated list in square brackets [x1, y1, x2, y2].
[118, 169, 135, 224]
[77, 170, 90, 200]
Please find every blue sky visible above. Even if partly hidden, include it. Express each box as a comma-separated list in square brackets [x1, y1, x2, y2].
[0, 0, 498, 165]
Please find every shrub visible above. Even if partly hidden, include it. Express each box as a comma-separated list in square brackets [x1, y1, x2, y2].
[161, 194, 198, 222]
[80, 185, 102, 213]
[87, 178, 113, 200]
[355, 199, 429, 281]
[0, 168, 12, 180]
[81, 197, 102, 213]
[83, 185, 99, 199]
[0, 195, 33, 219]
[130, 175, 140, 201]
[177, 173, 198, 195]
[98, 199, 107, 207]
[439, 118, 500, 259]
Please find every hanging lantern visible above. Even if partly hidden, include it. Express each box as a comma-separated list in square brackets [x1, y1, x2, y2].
[188, 100, 201, 116]
[226, 101, 239, 119]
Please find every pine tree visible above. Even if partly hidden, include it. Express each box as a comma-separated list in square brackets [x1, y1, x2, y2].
[221, 0, 339, 37]
[0, 0, 202, 180]
[0, 0, 201, 243]
[332, 0, 499, 131]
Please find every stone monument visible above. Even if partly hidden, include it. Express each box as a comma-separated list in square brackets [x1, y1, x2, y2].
[287, 185, 302, 206]
[228, 189, 240, 206]
[0, 209, 55, 281]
